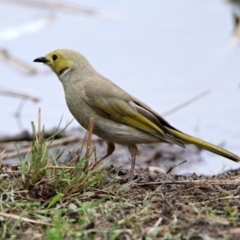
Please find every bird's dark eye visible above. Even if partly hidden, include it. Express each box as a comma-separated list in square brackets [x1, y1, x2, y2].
[52, 54, 58, 61]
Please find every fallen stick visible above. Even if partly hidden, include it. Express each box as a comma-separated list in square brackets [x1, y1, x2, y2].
[162, 90, 210, 116]
[0, 48, 39, 75]
[136, 177, 240, 186]
[0, 212, 52, 226]
[3, 135, 80, 159]
[0, 89, 40, 102]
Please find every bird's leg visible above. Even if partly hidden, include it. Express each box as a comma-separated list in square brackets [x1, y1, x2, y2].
[91, 141, 115, 169]
[128, 144, 138, 181]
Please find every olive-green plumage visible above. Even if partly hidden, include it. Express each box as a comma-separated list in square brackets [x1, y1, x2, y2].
[34, 49, 240, 179]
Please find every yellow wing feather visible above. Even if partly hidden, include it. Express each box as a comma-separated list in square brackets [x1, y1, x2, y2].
[123, 114, 165, 136]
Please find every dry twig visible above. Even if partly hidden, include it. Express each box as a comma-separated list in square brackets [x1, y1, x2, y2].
[162, 90, 210, 116]
[3, 135, 79, 159]
[0, 212, 52, 226]
[0, 48, 38, 75]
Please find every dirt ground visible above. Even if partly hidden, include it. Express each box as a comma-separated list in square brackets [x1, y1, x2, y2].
[1, 164, 240, 239]
[1, 128, 240, 239]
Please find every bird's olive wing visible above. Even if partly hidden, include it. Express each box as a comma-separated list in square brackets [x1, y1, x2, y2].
[130, 94, 182, 132]
[84, 83, 184, 145]
[92, 97, 167, 138]
[129, 100, 185, 147]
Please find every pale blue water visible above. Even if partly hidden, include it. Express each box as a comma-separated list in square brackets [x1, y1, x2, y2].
[1, 0, 240, 174]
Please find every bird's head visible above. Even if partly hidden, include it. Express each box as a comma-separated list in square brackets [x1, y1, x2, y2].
[33, 49, 90, 79]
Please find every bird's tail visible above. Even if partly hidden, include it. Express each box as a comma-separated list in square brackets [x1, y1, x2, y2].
[166, 127, 240, 162]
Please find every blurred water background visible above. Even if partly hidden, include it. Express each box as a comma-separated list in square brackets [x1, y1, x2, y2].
[1, 0, 240, 174]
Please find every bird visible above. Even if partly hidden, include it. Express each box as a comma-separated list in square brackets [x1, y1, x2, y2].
[33, 49, 240, 180]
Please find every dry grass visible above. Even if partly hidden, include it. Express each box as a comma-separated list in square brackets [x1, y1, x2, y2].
[1, 113, 240, 239]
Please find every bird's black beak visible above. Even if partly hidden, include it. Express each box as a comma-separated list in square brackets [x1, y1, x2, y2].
[33, 57, 49, 63]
